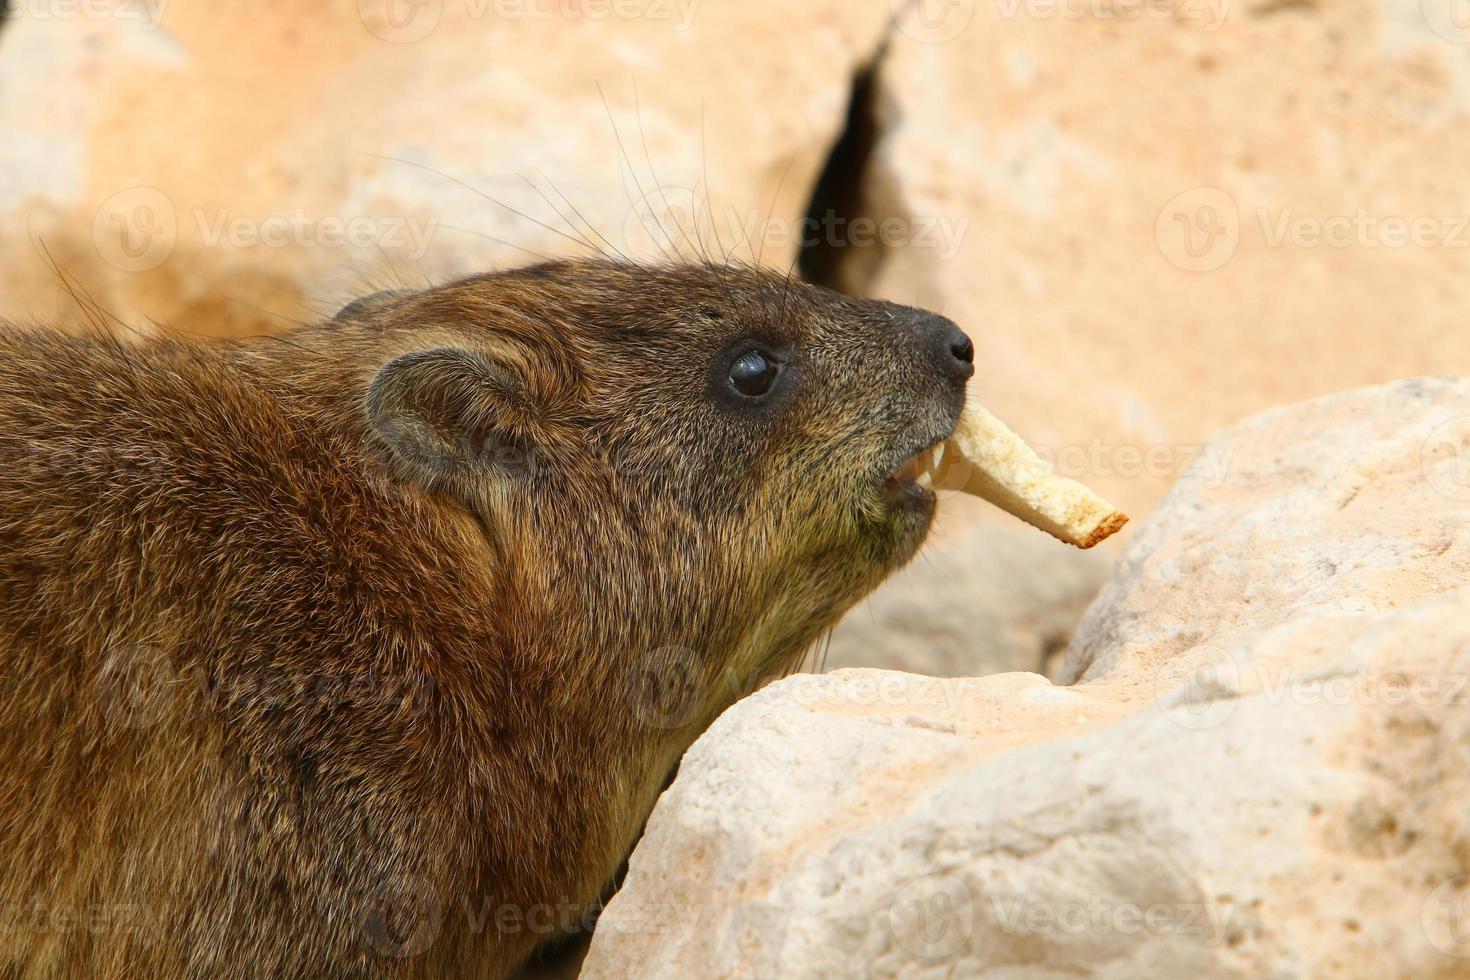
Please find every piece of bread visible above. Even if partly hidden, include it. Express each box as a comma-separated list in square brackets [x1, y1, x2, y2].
[920, 401, 1129, 549]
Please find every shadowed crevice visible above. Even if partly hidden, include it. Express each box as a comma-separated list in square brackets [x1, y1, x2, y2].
[797, 52, 885, 293]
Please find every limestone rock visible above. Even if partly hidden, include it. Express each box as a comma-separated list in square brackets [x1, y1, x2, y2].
[583, 378, 1470, 978]
[824, 0, 1470, 678]
[1065, 377, 1470, 684]
[853, 0, 1470, 520]
[0, 0, 892, 336]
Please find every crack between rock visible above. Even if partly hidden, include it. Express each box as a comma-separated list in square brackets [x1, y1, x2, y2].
[796, 35, 889, 294]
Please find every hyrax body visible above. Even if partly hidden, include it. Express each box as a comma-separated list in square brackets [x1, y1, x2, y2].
[0, 260, 973, 978]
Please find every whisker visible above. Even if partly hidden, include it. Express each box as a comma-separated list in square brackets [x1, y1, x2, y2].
[633, 78, 697, 263]
[518, 173, 609, 260]
[435, 224, 559, 264]
[756, 152, 798, 270]
[699, 105, 731, 267]
[597, 81, 677, 263]
[36, 244, 137, 341]
[362, 152, 600, 260]
[534, 169, 631, 264]
[218, 296, 315, 331]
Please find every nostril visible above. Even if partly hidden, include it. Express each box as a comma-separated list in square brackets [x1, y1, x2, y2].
[908, 310, 975, 382]
[940, 325, 975, 382]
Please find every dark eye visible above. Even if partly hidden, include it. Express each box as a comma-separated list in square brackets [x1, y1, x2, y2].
[728, 350, 782, 399]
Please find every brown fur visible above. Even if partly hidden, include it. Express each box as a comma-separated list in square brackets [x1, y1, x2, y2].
[0, 260, 966, 978]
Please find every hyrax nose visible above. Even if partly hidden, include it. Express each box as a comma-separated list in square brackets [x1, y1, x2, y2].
[915, 312, 975, 383]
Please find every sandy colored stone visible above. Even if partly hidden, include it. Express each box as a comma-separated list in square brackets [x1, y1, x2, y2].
[584, 378, 1470, 978]
[1066, 377, 1470, 686]
[850, 0, 1470, 522]
[0, 0, 892, 337]
[834, 0, 1470, 677]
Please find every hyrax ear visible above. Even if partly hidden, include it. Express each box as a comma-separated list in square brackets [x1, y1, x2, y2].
[365, 348, 539, 493]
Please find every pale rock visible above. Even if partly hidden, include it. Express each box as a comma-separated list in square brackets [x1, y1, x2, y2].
[0, 0, 893, 336]
[832, 0, 1470, 677]
[854, 0, 1470, 520]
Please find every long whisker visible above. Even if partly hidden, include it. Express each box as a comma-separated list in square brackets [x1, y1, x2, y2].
[219, 296, 314, 331]
[362, 152, 600, 260]
[434, 224, 559, 264]
[633, 78, 697, 263]
[597, 81, 677, 263]
[699, 105, 731, 267]
[517, 173, 610, 260]
[534, 169, 631, 264]
[756, 152, 798, 270]
[35, 243, 137, 341]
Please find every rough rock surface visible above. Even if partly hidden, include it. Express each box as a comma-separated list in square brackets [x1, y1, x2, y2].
[0, 0, 890, 335]
[582, 378, 1470, 978]
[851, 0, 1470, 518]
[832, 0, 1470, 677]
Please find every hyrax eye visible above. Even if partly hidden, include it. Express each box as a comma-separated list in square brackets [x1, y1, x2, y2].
[728, 350, 782, 398]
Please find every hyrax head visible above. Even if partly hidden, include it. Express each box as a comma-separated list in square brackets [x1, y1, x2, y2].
[347, 259, 973, 728]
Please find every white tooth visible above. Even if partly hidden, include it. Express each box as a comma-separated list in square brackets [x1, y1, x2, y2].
[925, 444, 945, 480]
[915, 469, 934, 490]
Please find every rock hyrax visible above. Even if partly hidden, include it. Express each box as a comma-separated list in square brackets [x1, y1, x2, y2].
[0, 259, 973, 978]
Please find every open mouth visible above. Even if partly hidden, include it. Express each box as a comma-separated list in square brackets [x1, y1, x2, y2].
[880, 440, 944, 505]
